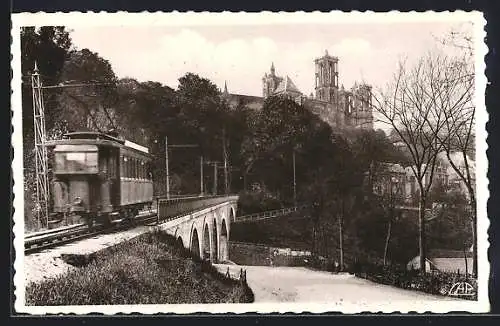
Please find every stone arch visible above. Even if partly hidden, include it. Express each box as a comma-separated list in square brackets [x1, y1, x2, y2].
[202, 222, 211, 261]
[219, 218, 229, 262]
[229, 206, 236, 222]
[177, 236, 184, 249]
[190, 227, 201, 258]
[212, 217, 218, 263]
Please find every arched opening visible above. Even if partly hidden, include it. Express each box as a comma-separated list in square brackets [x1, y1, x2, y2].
[190, 228, 200, 258]
[219, 219, 228, 262]
[202, 223, 211, 261]
[212, 218, 218, 263]
[177, 236, 184, 249]
[230, 208, 235, 222]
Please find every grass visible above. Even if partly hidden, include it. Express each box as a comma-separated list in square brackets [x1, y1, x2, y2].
[26, 231, 254, 305]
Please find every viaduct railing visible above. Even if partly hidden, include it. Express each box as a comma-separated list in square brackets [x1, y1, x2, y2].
[156, 195, 238, 223]
[234, 204, 310, 224]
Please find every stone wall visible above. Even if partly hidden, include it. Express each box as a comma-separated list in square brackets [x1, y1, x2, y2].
[229, 241, 312, 267]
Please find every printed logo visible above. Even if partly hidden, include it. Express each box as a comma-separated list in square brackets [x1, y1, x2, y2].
[448, 281, 475, 297]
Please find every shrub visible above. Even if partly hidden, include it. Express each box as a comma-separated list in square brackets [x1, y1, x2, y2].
[237, 190, 284, 215]
[352, 261, 478, 300]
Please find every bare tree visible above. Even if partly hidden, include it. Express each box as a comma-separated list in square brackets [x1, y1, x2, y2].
[434, 29, 477, 276]
[373, 53, 455, 274]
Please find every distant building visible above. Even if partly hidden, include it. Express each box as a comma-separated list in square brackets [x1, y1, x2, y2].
[223, 50, 374, 130]
[372, 159, 455, 204]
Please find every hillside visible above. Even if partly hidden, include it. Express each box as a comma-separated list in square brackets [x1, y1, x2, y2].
[26, 231, 254, 305]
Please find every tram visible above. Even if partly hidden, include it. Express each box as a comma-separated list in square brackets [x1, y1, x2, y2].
[45, 131, 154, 226]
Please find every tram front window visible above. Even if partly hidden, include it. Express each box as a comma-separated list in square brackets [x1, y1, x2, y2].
[55, 152, 98, 173]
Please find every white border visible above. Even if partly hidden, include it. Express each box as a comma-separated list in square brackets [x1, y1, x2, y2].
[11, 11, 489, 314]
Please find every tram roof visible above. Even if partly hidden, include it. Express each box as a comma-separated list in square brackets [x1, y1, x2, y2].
[63, 131, 125, 143]
[45, 131, 151, 156]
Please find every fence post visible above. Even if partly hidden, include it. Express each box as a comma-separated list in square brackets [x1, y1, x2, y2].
[156, 199, 160, 224]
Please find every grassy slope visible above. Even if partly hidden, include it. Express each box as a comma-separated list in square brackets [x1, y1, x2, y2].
[26, 231, 253, 305]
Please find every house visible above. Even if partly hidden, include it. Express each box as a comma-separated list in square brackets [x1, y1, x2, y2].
[407, 249, 473, 275]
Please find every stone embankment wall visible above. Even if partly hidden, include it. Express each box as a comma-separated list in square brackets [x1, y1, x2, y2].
[229, 241, 311, 267]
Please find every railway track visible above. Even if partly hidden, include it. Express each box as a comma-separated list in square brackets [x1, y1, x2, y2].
[24, 195, 233, 255]
[24, 211, 158, 255]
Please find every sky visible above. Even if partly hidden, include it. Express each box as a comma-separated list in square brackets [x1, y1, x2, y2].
[68, 20, 474, 98]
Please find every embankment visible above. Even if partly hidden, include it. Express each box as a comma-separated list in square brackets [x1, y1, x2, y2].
[26, 231, 254, 305]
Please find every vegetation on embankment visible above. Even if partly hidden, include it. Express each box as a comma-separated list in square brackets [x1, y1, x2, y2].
[26, 231, 254, 305]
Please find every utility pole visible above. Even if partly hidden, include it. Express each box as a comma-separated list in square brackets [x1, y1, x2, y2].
[29, 75, 120, 229]
[165, 136, 170, 199]
[213, 161, 218, 195]
[200, 155, 204, 196]
[165, 137, 198, 198]
[293, 150, 297, 206]
[222, 127, 229, 195]
[32, 62, 50, 229]
[339, 197, 344, 271]
[204, 161, 221, 196]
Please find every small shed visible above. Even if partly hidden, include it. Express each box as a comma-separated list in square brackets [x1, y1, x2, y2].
[406, 256, 432, 272]
[407, 249, 473, 275]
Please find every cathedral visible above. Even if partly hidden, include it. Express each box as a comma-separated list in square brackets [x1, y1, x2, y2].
[223, 50, 374, 130]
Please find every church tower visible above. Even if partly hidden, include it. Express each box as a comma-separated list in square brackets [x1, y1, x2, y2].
[262, 62, 283, 98]
[314, 50, 339, 103]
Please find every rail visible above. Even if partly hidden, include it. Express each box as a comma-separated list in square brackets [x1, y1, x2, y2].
[25, 211, 158, 254]
[25, 195, 238, 255]
[156, 195, 239, 222]
[234, 204, 310, 223]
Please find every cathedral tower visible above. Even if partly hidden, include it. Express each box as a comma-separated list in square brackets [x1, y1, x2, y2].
[262, 62, 283, 98]
[351, 83, 374, 129]
[314, 50, 339, 103]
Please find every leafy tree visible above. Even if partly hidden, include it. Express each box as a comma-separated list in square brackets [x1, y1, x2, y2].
[242, 96, 365, 269]
[56, 48, 118, 133]
[175, 73, 227, 155]
[21, 26, 73, 136]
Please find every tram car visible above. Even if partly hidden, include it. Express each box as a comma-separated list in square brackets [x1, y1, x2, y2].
[45, 131, 154, 226]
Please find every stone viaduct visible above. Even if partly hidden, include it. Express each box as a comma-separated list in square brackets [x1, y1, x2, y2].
[157, 196, 238, 263]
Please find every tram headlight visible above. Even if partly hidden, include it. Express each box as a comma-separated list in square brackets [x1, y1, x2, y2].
[73, 196, 83, 206]
[70, 196, 85, 213]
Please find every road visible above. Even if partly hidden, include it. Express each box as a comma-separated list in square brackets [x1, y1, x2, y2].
[214, 264, 465, 309]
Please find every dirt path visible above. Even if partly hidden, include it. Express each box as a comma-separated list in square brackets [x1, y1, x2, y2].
[214, 264, 462, 305]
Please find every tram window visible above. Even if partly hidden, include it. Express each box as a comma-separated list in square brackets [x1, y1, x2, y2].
[146, 163, 152, 180]
[123, 156, 129, 178]
[130, 157, 133, 178]
[120, 156, 124, 176]
[109, 155, 116, 178]
[130, 158, 134, 179]
[132, 158, 137, 179]
[131, 157, 134, 179]
[133, 158, 138, 179]
[129, 157, 134, 179]
[55, 152, 98, 173]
